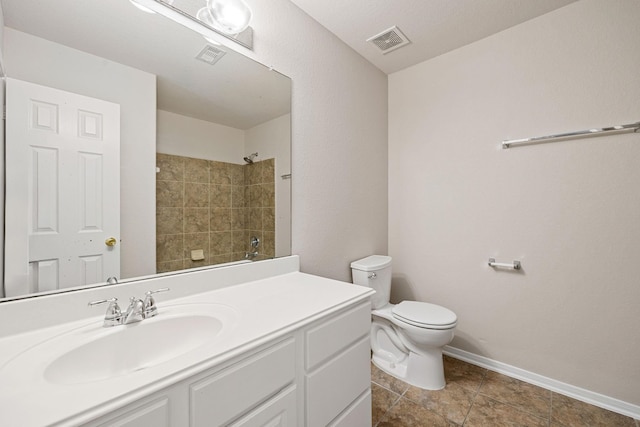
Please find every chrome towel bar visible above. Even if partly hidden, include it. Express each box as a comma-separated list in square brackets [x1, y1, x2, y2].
[502, 121, 640, 149]
[488, 258, 521, 270]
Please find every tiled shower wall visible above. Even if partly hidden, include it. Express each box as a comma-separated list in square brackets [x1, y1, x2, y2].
[156, 153, 275, 273]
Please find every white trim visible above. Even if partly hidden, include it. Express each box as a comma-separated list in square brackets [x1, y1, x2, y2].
[444, 346, 640, 420]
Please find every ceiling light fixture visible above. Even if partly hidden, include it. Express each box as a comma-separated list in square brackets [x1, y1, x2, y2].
[205, 0, 252, 35]
[131, 0, 254, 49]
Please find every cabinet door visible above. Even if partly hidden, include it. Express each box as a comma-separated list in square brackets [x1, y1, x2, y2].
[94, 398, 169, 427]
[306, 337, 371, 427]
[328, 390, 371, 427]
[191, 338, 296, 426]
[229, 386, 296, 427]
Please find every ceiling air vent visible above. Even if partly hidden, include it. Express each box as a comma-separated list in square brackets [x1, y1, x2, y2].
[195, 45, 226, 65]
[367, 26, 411, 54]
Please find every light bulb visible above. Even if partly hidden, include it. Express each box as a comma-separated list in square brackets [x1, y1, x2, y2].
[206, 0, 252, 35]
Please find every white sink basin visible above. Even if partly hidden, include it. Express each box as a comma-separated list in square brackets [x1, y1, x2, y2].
[46, 314, 222, 384]
[2, 303, 237, 385]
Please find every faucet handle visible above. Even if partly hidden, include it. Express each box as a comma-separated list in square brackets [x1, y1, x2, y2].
[143, 288, 170, 318]
[88, 297, 122, 327]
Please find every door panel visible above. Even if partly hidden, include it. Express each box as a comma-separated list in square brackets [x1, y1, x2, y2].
[5, 78, 120, 297]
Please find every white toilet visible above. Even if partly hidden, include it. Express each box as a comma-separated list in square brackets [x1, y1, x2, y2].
[351, 255, 457, 390]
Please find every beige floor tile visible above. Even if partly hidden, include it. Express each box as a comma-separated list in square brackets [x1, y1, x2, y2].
[372, 383, 402, 425]
[377, 398, 455, 427]
[478, 371, 551, 418]
[404, 382, 475, 425]
[443, 356, 487, 393]
[371, 362, 411, 395]
[465, 394, 549, 427]
[370, 357, 633, 427]
[551, 393, 636, 427]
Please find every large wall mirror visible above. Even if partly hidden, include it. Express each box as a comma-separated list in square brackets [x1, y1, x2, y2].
[0, 0, 292, 300]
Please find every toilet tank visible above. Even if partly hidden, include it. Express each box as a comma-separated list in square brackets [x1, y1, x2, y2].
[350, 255, 392, 309]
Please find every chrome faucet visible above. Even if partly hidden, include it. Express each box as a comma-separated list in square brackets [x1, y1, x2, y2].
[245, 236, 260, 259]
[89, 288, 170, 327]
[122, 297, 145, 324]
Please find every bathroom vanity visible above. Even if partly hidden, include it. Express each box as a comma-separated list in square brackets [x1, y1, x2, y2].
[0, 256, 374, 426]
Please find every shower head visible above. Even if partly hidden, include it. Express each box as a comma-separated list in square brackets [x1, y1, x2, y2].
[243, 152, 258, 164]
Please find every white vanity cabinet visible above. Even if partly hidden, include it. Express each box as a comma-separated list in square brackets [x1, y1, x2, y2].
[82, 301, 371, 427]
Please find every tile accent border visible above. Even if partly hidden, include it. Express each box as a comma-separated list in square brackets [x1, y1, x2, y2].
[444, 345, 640, 420]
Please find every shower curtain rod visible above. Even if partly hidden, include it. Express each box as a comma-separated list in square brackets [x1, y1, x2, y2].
[502, 121, 640, 149]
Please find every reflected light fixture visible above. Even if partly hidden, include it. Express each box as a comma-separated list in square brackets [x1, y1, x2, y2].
[196, 7, 223, 45]
[206, 0, 252, 35]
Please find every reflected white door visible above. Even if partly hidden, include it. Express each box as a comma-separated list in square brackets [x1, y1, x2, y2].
[4, 78, 120, 297]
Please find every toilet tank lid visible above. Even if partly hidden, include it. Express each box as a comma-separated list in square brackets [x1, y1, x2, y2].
[350, 255, 392, 271]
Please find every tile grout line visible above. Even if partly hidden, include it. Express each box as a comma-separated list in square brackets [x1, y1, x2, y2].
[372, 381, 404, 427]
[460, 369, 488, 426]
[475, 371, 555, 423]
[549, 392, 554, 427]
[371, 379, 405, 396]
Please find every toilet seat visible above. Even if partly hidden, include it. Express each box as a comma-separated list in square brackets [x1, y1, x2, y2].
[392, 301, 457, 330]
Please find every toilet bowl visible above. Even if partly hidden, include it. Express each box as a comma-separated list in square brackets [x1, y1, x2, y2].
[351, 255, 457, 390]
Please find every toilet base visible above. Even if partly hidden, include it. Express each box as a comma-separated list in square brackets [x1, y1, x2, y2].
[372, 347, 446, 390]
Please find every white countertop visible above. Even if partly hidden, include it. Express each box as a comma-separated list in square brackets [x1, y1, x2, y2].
[0, 270, 373, 426]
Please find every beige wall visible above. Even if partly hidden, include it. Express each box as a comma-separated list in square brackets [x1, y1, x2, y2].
[157, 109, 245, 163]
[389, 0, 640, 406]
[233, 0, 389, 281]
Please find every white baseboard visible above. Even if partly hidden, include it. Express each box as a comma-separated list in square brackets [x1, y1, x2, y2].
[444, 346, 640, 420]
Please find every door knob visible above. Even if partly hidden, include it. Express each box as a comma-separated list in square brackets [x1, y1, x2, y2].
[105, 237, 117, 247]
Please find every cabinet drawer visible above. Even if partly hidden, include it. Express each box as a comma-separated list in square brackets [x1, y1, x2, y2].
[229, 385, 296, 427]
[306, 336, 371, 427]
[190, 338, 295, 427]
[305, 302, 370, 370]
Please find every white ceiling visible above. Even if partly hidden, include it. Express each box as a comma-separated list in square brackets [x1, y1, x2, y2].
[290, 0, 577, 74]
